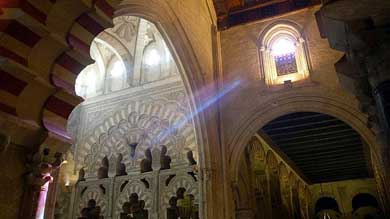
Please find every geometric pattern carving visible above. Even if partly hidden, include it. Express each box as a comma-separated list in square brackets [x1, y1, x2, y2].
[68, 15, 201, 219]
[73, 179, 112, 219]
[71, 170, 200, 219]
[76, 94, 198, 178]
[159, 170, 199, 219]
[113, 176, 154, 218]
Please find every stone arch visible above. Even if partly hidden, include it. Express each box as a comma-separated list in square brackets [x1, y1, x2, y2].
[229, 93, 377, 184]
[227, 93, 378, 219]
[114, 180, 153, 217]
[266, 151, 283, 218]
[314, 197, 343, 219]
[248, 136, 265, 162]
[290, 174, 302, 219]
[67, 0, 209, 171]
[65, 1, 214, 218]
[247, 137, 266, 174]
[351, 193, 383, 219]
[298, 182, 310, 219]
[114, 1, 206, 97]
[311, 190, 343, 214]
[109, 0, 207, 172]
[279, 163, 289, 182]
[258, 20, 304, 42]
[352, 193, 380, 211]
[279, 163, 292, 217]
[315, 196, 340, 213]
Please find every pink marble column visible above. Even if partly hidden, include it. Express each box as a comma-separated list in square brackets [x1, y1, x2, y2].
[35, 173, 53, 219]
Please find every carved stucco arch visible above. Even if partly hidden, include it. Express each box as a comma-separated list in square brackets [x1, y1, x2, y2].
[111, 1, 210, 176]
[68, 0, 214, 218]
[229, 93, 377, 185]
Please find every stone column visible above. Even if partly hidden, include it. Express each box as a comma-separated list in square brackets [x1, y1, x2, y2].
[315, 0, 390, 216]
[36, 173, 53, 219]
[20, 150, 65, 219]
[44, 168, 61, 219]
[20, 164, 54, 219]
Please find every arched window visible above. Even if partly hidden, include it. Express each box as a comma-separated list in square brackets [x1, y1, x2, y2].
[259, 21, 310, 86]
[315, 197, 340, 213]
[141, 41, 162, 83]
[352, 193, 379, 211]
[140, 34, 176, 84]
[106, 58, 126, 92]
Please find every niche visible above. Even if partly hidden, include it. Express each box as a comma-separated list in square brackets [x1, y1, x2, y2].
[167, 187, 199, 219]
[140, 149, 152, 173]
[79, 199, 103, 219]
[120, 193, 148, 219]
[160, 145, 171, 170]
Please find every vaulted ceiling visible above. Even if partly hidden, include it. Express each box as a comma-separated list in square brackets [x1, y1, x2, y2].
[261, 112, 371, 183]
[213, 0, 321, 29]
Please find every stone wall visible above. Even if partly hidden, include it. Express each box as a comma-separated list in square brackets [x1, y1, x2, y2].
[219, 6, 356, 149]
[0, 145, 27, 219]
[218, 6, 379, 218]
[165, 0, 216, 82]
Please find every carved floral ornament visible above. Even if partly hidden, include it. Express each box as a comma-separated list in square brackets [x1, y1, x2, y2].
[75, 96, 198, 178]
[259, 22, 310, 86]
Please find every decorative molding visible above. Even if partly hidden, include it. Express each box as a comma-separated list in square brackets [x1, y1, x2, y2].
[258, 21, 311, 87]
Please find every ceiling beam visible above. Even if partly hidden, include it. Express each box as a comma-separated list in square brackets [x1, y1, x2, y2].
[261, 112, 369, 183]
[274, 133, 360, 146]
[263, 118, 340, 132]
[268, 124, 349, 137]
[270, 129, 357, 143]
[265, 113, 329, 125]
[301, 163, 367, 172]
[229, 0, 288, 15]
[277, 137, 362, 148]
[284, 143, 364, 157]
[291, 152, 365, 163]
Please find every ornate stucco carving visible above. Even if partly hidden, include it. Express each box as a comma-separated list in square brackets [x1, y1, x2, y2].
[74, 83, 197, 178]
[73, 179, 113, 219]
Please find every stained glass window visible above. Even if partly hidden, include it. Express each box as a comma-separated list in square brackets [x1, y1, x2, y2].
[271, 38, 298, 76]
[274, 53, 298, 76]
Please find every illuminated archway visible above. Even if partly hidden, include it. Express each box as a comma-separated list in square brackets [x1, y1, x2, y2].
[64, 10, 209, 218]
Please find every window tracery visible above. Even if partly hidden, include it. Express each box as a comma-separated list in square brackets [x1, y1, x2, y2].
[259, 22, 310, 86]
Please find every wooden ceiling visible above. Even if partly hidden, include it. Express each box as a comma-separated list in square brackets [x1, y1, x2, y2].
[262, 112, 371, 183]
[213, 0, 321, 29]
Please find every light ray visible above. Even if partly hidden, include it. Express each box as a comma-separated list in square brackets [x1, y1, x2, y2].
[158, 79, 241, 142]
